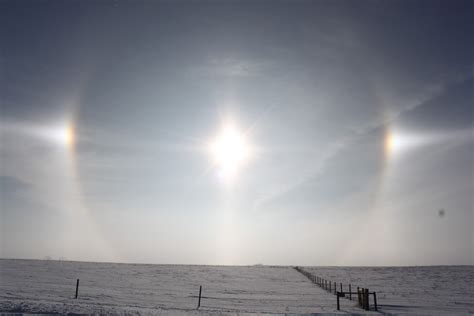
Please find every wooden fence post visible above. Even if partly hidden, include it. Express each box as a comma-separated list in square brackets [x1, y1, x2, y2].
[349, 284, 352, 300]
[357, 287, 361, 306]
[75, 279, 79, 299]
[373, 292, 378, 311]
[334, 282, 336, 294]
[197, 285, 202, 309]
[364, 288, 369, 310]
[362, 288, 367, 310]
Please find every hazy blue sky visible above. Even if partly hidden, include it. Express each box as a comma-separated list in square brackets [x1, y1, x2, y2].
[1, 0, 472, 265]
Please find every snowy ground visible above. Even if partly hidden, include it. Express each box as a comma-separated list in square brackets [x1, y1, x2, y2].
[0, 259, 472, 315]
[304, 266, 474, 315]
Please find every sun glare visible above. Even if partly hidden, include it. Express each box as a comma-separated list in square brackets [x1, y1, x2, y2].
[209, 124, 251, 180]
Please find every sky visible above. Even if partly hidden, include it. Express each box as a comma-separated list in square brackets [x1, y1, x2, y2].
[1, 0, 473, 266]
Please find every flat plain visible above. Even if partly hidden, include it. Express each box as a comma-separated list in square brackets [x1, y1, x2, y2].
[0, 259, 472, 315]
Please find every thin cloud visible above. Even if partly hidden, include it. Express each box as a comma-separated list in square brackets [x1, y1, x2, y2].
[190, 58, 269, 78]
[252, 76, 471, 213]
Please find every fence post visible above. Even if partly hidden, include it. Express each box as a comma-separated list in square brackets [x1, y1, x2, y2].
[361, 288, 365, 309]
[362, 288, 366, 309]
[340, 282, 342, 293]
[197, 285, 202, 309]
[357, 287, 361, 306]
[373, 292, 378, 311]
[337, 293, 340, 310]
[364, 288, 369, 310]
[75, 279, 79, 299]
[329, 281, 331, 292]
[334, 282, 336, 294]
[349, 284, 352, 300]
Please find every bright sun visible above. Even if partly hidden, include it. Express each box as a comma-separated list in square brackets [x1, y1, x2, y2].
[209, 124, 251, 180]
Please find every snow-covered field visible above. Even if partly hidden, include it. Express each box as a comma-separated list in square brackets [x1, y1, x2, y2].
[0, 259, 472, 315]
[303, 266, 474, 315]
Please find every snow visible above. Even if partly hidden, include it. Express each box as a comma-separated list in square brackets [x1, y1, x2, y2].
[303, 266, 474, 315]
[0, 259, 472, 315]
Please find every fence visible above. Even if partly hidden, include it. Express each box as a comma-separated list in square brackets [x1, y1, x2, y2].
[74, 278, 205, 309]
[293, 266, 378, 311]
[73, 269, 376, 312]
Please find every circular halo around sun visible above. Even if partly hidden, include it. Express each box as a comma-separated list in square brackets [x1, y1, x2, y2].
[209, 123, 252, 181]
